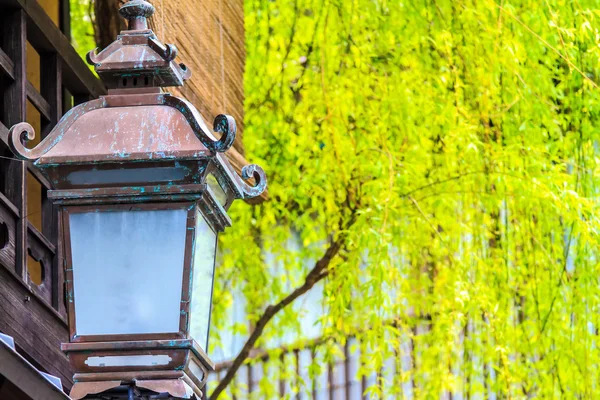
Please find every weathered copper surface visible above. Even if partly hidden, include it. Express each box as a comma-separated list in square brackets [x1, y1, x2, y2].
[136, 379, 195, 398]
[63, 339, 210, 398]
[70, 381, 199, 400]
[70, 381, 122, 400]
[73, 370, 184, 382]
[6, 0, 267, 398]
[42, 106, 210, 162]
[8, 91, 265, 198]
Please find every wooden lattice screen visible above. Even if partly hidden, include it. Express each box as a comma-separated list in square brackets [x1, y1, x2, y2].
[0, 0, 104, 386]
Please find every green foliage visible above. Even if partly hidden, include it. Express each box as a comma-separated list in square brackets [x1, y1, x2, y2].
[211, 0, 600, 398]
[70, 0, 96, 63]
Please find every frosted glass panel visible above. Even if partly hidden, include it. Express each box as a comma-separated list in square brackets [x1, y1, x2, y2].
[189, 212, 217, 350]
[70, 209, 188, 336]
[206, 174, 228, 206]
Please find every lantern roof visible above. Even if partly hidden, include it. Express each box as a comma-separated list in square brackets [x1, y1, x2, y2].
[7, 0, 266, 201]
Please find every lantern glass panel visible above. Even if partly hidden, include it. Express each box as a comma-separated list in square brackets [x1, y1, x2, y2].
[206, 174, 228, 206]
[69, 208, 188, 336]
[189, 210, 217, 350]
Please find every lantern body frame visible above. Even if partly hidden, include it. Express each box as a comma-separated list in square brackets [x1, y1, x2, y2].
[52, 186, 224, 392]
[65, 203, 192, 341]
[6, 2, 266, 396]
[50, 181, 229, 350]
[60, 200, 215, 344]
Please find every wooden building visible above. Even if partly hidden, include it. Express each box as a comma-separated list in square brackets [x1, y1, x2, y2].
[0, 0, 251, 397]
[0, 0, 101, 396]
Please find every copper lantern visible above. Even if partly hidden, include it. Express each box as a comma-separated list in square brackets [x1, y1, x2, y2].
[6, 1, 266, 398]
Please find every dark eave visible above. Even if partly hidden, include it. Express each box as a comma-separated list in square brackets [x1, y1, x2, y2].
[0, 335, 71, 400]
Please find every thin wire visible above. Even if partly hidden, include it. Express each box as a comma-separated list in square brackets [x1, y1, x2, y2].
[0, 154, 22, 162]
[24, 210, 42, 219]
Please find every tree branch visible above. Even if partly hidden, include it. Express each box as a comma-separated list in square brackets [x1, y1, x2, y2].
[209, 227, 352, 399]
[92, 0, 126, 50]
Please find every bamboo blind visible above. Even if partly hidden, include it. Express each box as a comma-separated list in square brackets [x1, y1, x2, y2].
[150, 0, 246, 156]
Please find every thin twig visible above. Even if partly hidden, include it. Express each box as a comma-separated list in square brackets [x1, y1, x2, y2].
[497, 4, 599, 89]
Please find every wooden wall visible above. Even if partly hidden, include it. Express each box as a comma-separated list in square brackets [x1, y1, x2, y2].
[0, 0, 73, 388]
[150, 0, 246, 157]
[150, 0, 268, 201]
[25, 0, 60, 284]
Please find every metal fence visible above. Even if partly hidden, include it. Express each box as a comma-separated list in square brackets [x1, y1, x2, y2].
[207, 336, 403, 399]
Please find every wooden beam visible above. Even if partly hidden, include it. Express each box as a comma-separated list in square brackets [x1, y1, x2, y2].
[0, 122, 8, 146]
[40, 53, 62, 137]
[26, 80, 51, 122]
[39, 53, 62, 313]
[2, 8, 27, 279]
[0, 263, 72, 389]
[0, 190, 19, 218]
[27, 221, 55, 254]
[0, 0, 105, 98]
[0, 380, 33, 400]
[0, 47, 14, 80]
[0, 337, 70, 399]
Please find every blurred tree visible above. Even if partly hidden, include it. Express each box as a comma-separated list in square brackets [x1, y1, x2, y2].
[71, 0, 600, 398]
[211, 0, 600, 398]
[71, 0, 123, 53]
[69, 0, 96, 61]
[92, 0, 125, 49]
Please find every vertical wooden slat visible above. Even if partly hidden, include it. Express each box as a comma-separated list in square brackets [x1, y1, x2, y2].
[344, 342, 351, 400]
[279, 353, 286, 397]
[54, 211, 65, 315]
[40, 53, 61, 138]
[294, 349, 300, 400]
[376, 367, 382, 399]
[2, 9, 27, 279]
[361, 374, 366, 400]
[311, 348, 317, 399]
[328, 361, 334, 400]
[73, 93, 89, 107]
[59, 0, 71, 38]
[40, 53, 61, 312]
[61, 88, 73, 115]
[247, 362, 253, 394]
[40, 53, 60, 240]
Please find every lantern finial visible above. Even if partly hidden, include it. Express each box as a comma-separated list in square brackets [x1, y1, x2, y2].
[119, 0, 155, 31]
[86, 0, 190, 89]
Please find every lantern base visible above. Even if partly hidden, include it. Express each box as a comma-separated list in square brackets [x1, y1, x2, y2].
[69, 377, 201, 399]
[62, 339, 213, 400]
